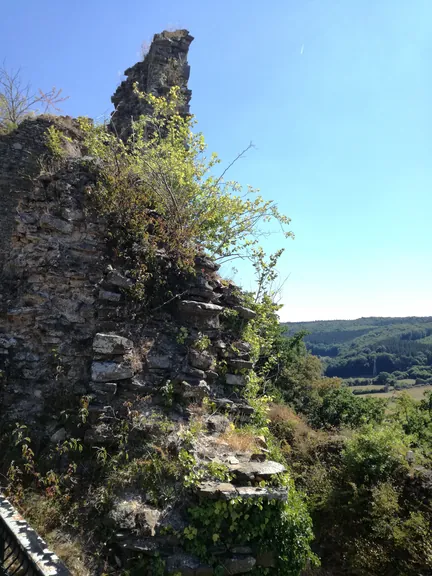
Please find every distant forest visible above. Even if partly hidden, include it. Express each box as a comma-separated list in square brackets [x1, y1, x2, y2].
[282, 317, 432, 381]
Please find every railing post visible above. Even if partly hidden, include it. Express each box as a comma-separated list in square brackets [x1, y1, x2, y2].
[0, 493, 71, 575]
[0, 529, 4, 565]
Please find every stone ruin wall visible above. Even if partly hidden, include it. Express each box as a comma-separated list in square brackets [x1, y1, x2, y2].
[0, 30, 196, 427]
[110, 29, 193, 141]
[0, 31, 285, 574]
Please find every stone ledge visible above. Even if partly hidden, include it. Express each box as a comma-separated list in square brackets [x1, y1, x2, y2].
[197, 482, 288, 502]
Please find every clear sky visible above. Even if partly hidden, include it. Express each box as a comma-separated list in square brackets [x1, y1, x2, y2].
[1, 0, 431, 321]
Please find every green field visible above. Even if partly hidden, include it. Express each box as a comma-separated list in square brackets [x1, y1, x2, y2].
[357, 385, 432, 401]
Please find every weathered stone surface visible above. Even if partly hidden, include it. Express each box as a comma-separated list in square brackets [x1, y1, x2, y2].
[91, 361, 134, 382]
[99, 289, 121, 302]
[178, 380, 210, 399]
[106, 269, 133, 289]
[93, 333, 133, 355]
[231, 547, 253, 555]
[198, 482, 287, 502]
[228, 359, 254, 370]
[188, 287, 220, 302]
[229, 461, 286, 482]
[39, 214, 73, 234]
[90, 381, 117, 394]
[84, 423, 114, 445]
[225, 374, 246, 387]
[182, 366, 205, 379]
[205, 370, 219, 382]
[228, 455, 240, 465]
[189, 349, 214, 371]
[0, 337, 17, 349]
[195, 255, 220, 272]
[111, 29, 193, 142]
[165, 553, 207, 576]
[119, 377, 153, 392]
[233, 306, 256, 320]
[147, 354, 172, 370]
[108, 495, 161, 535]
[213, 398, 235, 410]
[223, 556, 256, 574]
[179, 300, 223, 317]
[236, 486, 287, 501]
[197, 482, 237, 498]
[206, 414, 230, 433]
[117, 534, 181, 561]
[50, 427, 66, 444]
[229, 341, 252, 357]
[178, 300, 223, 331]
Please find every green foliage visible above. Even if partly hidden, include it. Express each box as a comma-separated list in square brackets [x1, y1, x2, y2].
[342, 424, 410, 485]
[45, 125, 68, 157]
[79, 87, 291, 307]
[175, 326, 189, 344]
[310, 387, 386, 429]
[184, 480, 318, 576]
[391, 391, 432, 456]
[193, 333, 211, 351]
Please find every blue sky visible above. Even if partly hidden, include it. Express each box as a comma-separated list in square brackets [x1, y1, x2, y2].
[1, 0, 431, 321]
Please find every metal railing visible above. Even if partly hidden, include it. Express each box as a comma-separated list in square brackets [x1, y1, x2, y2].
[0, 495, 70, 576]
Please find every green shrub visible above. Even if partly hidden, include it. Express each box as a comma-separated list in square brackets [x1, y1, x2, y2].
[184, 477, 318, 576]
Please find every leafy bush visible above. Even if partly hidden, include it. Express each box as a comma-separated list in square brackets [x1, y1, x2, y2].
[342, 424, 410, 485]
[185, 477, 318, 576]
[310, 387, 386, 429]
[79, 87, 292, 294]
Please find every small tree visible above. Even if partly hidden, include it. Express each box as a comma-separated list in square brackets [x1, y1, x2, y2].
[0, 66, 68, 134]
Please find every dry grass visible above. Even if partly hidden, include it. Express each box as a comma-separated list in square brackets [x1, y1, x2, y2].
[215, 427, 259, 453]
[268, 403, 301, 424]
[19, 493, 92, 576]
[187, 402, 207, 418]
[268, 403, 330, 461]
[43, 534, 91, 576]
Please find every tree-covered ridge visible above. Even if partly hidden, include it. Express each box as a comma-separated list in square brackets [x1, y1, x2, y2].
[282, 317, 432, 380]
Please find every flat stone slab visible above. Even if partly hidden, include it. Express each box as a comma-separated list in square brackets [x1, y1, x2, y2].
[225, 374, 246, 386]
[198, 482, 287, 502]
[228, 359, 254, 370]
[93, 333, 133, 355]
[90, 381, 117, 394]
[229, 461, 286, 482]
[178, 300, 223, 316]
[233, 305, 256, 320]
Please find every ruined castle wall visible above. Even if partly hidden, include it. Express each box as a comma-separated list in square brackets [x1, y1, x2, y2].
[0, 117, 107, 422]
[110, 29, 193, 140]
[0, 30, 195, 427]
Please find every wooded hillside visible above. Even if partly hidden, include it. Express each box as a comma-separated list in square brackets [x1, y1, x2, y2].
[283, 317, 432, 381]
